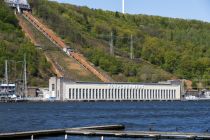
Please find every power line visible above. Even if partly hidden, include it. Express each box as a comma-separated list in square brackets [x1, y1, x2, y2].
[93, 33, 141, 43]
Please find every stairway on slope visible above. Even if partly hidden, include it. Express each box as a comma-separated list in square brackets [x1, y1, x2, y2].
[22, 11, 114, 82]
[17, 14, 101, 82]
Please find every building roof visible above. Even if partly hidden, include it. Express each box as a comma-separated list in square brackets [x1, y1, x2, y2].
[52, 77, 181, 86]
[0, 84, 15, 87]
[65, 81, 179, 86]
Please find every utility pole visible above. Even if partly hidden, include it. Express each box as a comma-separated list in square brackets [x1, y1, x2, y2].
[110, 32, 114, 55]
[16, 0, 21, 13]
[23, 54, 28, 98]
[130, 34, 134, 59]
[5, 60, 8, 84]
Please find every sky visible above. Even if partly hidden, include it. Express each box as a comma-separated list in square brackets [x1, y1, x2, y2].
[55, 0, 210, 22]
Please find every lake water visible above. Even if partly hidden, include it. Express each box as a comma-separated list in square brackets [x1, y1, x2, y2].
[0, 101, 210, 139]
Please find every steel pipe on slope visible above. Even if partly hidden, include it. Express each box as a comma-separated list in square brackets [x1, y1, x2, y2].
[22, 11, 112, 82]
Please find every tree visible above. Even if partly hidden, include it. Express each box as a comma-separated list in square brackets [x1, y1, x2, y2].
[142, 37, 164, 65]
[163, 51, 179, 73]
[115, 11, 120, 18]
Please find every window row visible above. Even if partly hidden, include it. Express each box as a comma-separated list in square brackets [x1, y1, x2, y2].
[68, 88, 177, 100]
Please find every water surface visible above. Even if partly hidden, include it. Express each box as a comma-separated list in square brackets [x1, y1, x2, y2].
[0, 101, 210, 139]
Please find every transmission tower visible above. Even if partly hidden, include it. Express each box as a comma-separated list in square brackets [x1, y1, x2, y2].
[110, 32, 114, 55]
[23, 54, 28, 97]
[5, 60, 8, 84]
[130, 35, 134, 59]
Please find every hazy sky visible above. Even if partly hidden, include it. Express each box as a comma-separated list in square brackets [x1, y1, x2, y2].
[55, 0, 210, 22]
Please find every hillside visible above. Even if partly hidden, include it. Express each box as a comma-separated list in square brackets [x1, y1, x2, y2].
[27, 0, 210, 86]
[28, 0, 178, 83]
[0, 1, 52, 86]
[17, 14, 101, 82]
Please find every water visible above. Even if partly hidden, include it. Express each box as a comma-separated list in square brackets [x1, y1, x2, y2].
[0, 101, 210, 139]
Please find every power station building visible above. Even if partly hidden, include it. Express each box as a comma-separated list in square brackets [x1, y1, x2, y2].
[49, 77, 182, 101]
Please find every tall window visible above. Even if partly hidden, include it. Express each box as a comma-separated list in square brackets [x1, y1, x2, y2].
[173, 90, 176, 99]
[120, 89, 122, 99]
[102, 89, 104, 99]
[79, 89, 81, 99]
[69, 88, 71, 99]
[123, 89, 126, 99]
[57, 90, 59, 99]
[105, 89, 107, 99]
[76, 89, 78, 99]
[115, 89, 117, 99]
[52, 84, 55, 91]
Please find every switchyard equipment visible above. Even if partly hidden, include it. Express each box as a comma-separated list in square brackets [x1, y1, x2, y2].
[22, 11, 113, 82]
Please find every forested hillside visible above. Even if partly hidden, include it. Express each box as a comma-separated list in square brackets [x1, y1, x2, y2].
[0, 1, 52, 86]
[29, 0, 210, 85]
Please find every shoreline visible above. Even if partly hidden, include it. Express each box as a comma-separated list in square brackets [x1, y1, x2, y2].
[0, 99, 209, 103]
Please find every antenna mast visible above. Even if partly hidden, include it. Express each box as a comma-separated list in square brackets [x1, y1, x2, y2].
[5, 60, 8, 84]
[23, 54, 28, 97]
[122, 0, 125, 14]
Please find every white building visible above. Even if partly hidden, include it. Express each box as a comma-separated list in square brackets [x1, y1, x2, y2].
[0, 84, 16, 99]
[49, 77, 182, 101]
[4, 0, 31, 12]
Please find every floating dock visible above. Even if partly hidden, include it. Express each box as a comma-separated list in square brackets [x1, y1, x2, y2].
[0, 125, 124, 139]
[1, 124, 210, 139]
[67, 129, 210, 139]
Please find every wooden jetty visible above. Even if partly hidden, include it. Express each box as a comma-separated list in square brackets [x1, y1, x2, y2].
[0, 128, 65, 139]
[1, 124, 210, 139]
[0, 124, 124, 139]
[70, 124, 125, 130]
[66, 129, 210, 139]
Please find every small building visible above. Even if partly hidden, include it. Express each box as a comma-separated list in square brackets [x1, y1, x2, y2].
[0, 84, 16, 99]
[49, 77, 182, 101]
[27, 87, 40, 97]
[4, 0, 31, 12]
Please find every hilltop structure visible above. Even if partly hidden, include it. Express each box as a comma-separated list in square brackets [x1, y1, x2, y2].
[4, 0, 31, 12]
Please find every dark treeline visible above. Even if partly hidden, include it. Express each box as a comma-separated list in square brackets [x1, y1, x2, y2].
[29, 0, 210, 84]
[0, 1, 52, 86]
